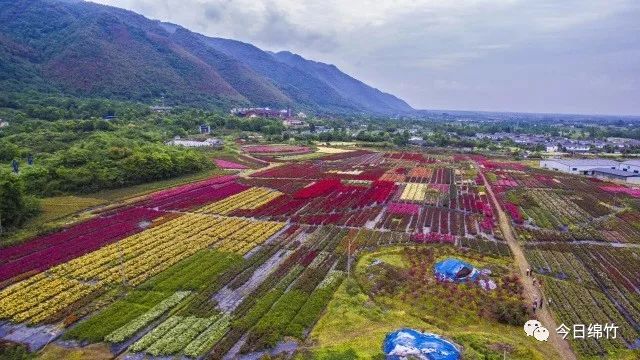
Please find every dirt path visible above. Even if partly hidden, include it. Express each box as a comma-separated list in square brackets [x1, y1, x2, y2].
[237, 161, 281, 178]
[478, 169, 578, 360]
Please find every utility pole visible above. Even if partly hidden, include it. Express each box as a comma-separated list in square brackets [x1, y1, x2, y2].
[347, 236, 352, 279]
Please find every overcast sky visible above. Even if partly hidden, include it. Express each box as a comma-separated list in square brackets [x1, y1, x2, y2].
[93, 0, 640, 115]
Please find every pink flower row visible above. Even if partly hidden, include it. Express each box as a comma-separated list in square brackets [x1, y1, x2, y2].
[429, 184, 450, 192]
[387, 202, 420, 215]
[411, 233, 455, 244]
[293, 179, 343, 199]
[600, 185, 640, 198]
[214, 159, 249, 169]
[504, 202, 524, 224]
[384, 152, 436, 163]
[242, 145, 311, 154]
[142, 175, 246, 210]
[148, 175, 237, 201]
[146, 182, 249, 211]
[357, 181, 395, 206]
[495, 179, 518, 187]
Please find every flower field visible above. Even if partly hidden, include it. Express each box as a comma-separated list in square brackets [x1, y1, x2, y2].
[400, 183, 428, 201]
[241, 144, 312, 155]
[384, 152, 436, 164]
[0, 214, 284, 324]
[1, 151, 639, 360]
[524, 242, 640, 357]
[0, 206, 166, 283]
[213, 159, 249, 170]
[468, 155, 640, 358]
[129, 313, 231, 356]
[600, 185, 640, 198]
[104, 291, 191, 343]
[140, 175, 248, 211]
[195, 187, 283, 215]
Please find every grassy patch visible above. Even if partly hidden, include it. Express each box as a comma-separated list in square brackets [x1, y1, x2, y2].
[308, 281, 429, 358]
[37, 196, 106, 222]
[363, 249, 408, 268]
[90, 168, 225, 201]
[38, 343, 112, 360]
[307, 246, 559, 359]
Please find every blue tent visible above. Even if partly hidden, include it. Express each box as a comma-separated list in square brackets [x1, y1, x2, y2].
[383, 328, 461, 360]
[433, 258, 479, 282]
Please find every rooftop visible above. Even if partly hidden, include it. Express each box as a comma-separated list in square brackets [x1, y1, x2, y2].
[592, 168, 640, 178]
[545, 158, 618, 166]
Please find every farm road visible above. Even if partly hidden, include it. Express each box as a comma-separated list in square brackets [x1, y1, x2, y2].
[479, 168, 578, 360]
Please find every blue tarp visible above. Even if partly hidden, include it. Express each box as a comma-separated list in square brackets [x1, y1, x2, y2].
[383, 328, 461, 360]
[433, 258, 479, 282]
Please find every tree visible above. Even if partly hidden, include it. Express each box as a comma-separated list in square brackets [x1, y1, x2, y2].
[0, 170, 39, 233]
[0, 141, 20, 162]
[392, 131, 410, 146]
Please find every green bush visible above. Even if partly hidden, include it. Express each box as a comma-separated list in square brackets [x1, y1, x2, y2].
[0, 341, 34, 360]
[0, 170, 40, 232]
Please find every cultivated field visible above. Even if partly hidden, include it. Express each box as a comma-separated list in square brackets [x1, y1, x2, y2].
[1, 149, 639, 359]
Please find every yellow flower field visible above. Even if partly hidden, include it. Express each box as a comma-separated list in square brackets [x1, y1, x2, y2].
[195, 187, 282, 215]
[400, 183, 428, 201]
[316, 146, 354, 154]
[0, 214, 285, 324]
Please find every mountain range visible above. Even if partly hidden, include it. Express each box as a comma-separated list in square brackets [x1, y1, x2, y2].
[0, 0, 414, 114]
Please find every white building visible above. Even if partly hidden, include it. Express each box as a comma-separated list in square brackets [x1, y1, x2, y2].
[282, 119, 306, 127]
[620, 160, 640, 174]
[544, 143, 559, 152]
[562, 143, 590, 153]
[408, 136, 426, 146]
[167, 138, 222, 148]
[592, 168, 640, 184]
[540, 159, 618, 175]
[150, 106, 172, 113]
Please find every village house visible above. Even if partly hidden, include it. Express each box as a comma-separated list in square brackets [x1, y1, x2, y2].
[561, 142, 590, 153]
[408, 136, 426, 146]
[282, 118, 307, 128]
[150, 105, 173, 113]
[167, 137, 222, 149]
[231, 107, 291, 118]
[544, 143, 559, 152]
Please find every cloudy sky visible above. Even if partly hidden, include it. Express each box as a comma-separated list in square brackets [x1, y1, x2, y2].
[93, 0, 640, 115]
